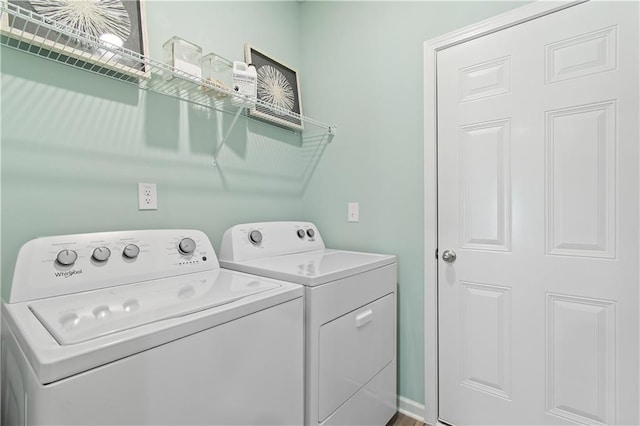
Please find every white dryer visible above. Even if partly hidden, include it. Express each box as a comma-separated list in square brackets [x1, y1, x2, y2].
[219, 221, 397, 426]
[2, 229, 304, 426]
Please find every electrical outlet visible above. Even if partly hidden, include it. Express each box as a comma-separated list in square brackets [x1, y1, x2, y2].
[138, 183, 158, 210]
[348, 202, 359, 222]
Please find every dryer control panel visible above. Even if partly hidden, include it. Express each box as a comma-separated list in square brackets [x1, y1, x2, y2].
[219, 222, 325, 262]
[9, 230, 219, 303]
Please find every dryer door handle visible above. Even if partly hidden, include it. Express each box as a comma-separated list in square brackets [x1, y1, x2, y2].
[355, 309, 373, 328]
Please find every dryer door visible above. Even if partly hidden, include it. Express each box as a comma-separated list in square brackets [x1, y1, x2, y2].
[318, 293, 395, 422]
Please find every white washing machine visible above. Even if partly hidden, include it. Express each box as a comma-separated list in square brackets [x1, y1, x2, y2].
[1, 229, 304, 426]
[219, 221, 397, 426]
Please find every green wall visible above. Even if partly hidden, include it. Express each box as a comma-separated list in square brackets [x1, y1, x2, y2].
[1, 0, 306, 299]
[1, 0, 524, 407]
[298, 1, 524, 404]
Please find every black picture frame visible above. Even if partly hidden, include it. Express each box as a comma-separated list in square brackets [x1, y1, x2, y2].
[245, 44, 303, 131]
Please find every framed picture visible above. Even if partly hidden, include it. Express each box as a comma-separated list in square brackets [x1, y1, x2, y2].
[245, 44, 303, 131]
[1, 0, 149, 79]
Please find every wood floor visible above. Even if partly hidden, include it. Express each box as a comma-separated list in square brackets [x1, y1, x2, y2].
[386, 412, 427, 426]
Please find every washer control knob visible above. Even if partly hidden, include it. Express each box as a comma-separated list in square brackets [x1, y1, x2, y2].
[178, 238, 196, 255]
[249, 230, 263, 245]
[56, 249, 78, 266]
[123, 244, 140, 259]
[296, 229, 306, 239]
[92, 247, 111, 262]
[306, 228, 315, 238]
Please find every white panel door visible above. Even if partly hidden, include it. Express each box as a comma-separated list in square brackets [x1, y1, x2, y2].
[437, 2, 639, 425]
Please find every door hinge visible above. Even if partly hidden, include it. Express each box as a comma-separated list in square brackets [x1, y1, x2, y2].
[435, 248, 439, 259]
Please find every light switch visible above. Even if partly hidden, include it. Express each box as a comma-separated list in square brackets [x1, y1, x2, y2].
[348, 202, 359, 223]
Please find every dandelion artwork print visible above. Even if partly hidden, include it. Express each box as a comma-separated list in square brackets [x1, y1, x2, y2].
[2, 0, 148, 78]
[30, 0, 133, 42]
[257, 65, 295, 113]
[245, 44, 303, 130]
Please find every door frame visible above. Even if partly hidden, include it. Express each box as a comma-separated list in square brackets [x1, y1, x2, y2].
[422, 2, 588, 424]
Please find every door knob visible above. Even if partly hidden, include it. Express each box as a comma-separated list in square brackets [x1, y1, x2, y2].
[442, 249, 457, 263]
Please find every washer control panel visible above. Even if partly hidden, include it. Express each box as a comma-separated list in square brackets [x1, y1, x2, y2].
[9, 230, 219, 303]
[219, 221, 325, 262]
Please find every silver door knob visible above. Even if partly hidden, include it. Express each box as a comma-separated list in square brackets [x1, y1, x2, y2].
[442, 249, 457, 263]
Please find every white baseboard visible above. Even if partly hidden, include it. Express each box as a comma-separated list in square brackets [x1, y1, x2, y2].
[397, 395, 425, 423]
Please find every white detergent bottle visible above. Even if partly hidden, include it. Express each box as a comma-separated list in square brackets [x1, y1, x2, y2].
[231, 61, 257, 107]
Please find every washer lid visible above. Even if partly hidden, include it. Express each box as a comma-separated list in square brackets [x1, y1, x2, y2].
[28, 269, 280, 345]
[219, 249, 396, 286]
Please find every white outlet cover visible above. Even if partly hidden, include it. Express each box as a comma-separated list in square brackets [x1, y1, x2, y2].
[138, 183, 157, 210]
[348, 202, 359, 222]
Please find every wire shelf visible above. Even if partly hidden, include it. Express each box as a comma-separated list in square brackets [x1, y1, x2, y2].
[0, 1, 336, 138]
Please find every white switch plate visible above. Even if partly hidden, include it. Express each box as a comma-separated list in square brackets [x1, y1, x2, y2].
[138, 183, 157, 210]
[348, 202, 359, 222]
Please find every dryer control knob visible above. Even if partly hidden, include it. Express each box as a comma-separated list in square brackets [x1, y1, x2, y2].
[178, 238, 196, 255]
[123, 244, 140, 259]
[306, 228, 315, 238]
[56, 249, 78, 266]
[92, 247, 111, 262]
[296, 229, 306, 239]
[249, 230, 263, 245]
